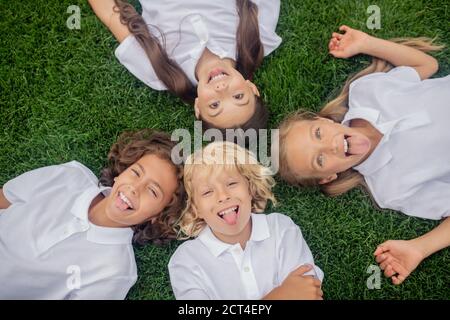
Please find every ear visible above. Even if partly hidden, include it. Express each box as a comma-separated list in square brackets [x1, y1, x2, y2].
[318, 174, 338, 185]
[246, 80, 260, 97]
[194, 98, 200, 119]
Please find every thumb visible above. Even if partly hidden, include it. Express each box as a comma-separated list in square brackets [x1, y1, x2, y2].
[374, 240, 394, 256]
[339, 25, 350, 32]
[291, 264, 313, 276]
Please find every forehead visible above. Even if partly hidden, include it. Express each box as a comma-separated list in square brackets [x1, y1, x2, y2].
[136, 154, 177, 189]
[285, 121, 316, 176]
[190, 164, 241, 185]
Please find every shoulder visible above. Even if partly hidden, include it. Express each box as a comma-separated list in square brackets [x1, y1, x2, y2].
[168, 238, 205, 267]
[265, 212, 297, 229]
[60, 161, 99, 186]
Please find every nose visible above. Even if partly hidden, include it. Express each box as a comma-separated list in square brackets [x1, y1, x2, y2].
[216, 187, 231, 203]
[319, 135, 339, 155]
[214, 81, 228, 91]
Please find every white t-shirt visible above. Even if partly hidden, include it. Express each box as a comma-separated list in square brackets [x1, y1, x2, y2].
[344, 66, 450, 220]
[115, 0, 282, 90]
[168, 212, 324, 300]
[0, 161, 137, 299]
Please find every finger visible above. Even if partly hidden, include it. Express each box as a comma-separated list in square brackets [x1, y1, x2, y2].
[392, 274, 406, 285]
[316, 289, 324, 298]
[313, 279, 322, 287]
[379, 256, 396, 270]
[390, 260, 410, 278]
[291, 264, 313, 276]
[384, 265, 396, 278]
[374, 244, 390, 256]
[375, 253, 388, 263]
[339, 25, 350, 32]
[332, 32, 343, 40]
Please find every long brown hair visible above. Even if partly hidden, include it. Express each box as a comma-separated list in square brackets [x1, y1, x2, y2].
[113, 0, 267, 129]
[279, 38, 444, 197]
[99, 129, 186, 246]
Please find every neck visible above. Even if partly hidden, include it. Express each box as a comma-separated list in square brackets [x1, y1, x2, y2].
[88, 194, 124, 228]
[212, 218, 252, 250]
[195, 48, 236, 81]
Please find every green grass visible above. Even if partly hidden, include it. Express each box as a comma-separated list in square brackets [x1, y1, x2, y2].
[1, 0, 449, 300]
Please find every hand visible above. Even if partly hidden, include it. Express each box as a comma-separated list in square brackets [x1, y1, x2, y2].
[374, 239, 425, 285]
[328, 25, 370, 58]
[269, 265, 323, 300]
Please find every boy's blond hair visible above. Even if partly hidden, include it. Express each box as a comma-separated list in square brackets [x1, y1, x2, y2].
[177, 141, 276, 239]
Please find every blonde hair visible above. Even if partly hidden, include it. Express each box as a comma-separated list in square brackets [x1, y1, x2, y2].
[177, 141, 276, 239]
[279, 37, 444, 197]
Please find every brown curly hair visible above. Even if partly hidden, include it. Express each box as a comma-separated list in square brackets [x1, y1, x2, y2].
[99, 129, 185, 246]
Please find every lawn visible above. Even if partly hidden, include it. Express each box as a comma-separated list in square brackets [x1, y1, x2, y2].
[1, 0, 449, 299]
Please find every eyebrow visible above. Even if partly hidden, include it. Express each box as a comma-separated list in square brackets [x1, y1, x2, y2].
[308, 123, 318, 171]
[237, 98, 250, 106]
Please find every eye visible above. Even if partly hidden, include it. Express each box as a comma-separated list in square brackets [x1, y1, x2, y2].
[315, 127, 322, 140]
[131, 168, 140, 177]
[233, 93, 244, 100]
[228, 181, 238, 187]
[209, 101, 220, 109]
[202, 190, 212, 197]
[317, 154, 324, 167]
[148, 187, 158, 198]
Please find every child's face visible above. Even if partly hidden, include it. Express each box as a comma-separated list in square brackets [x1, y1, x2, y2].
[195, 60, 260, 129]
[284, 118, 371, 184]
[105, 154, 178, 227]
[191, 166, 253, 243]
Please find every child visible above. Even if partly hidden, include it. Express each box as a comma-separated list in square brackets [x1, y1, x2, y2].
[277, 25, 450, 285]
[89, 0, 282, 131]
[169, 141, 324, 300]
[0, 129, 185, 299]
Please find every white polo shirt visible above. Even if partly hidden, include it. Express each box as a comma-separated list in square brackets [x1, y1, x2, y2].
[344, 66, 450, 220]
[115, 0, 282, 90]
[0, 161, 137, 299]
[168, 212, 324, 300]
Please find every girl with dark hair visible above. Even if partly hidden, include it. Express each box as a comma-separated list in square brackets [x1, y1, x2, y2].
[0, 129, 185, 299]
[88, 0, 281, 131]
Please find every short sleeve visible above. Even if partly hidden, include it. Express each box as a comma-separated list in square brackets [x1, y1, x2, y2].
[386, 66, 421, 83]
[253, 0, 282, 56]
[2, 161, 96, 204]
[168, 259, 210, 300]
[2, 165, 64, 204]
[387, 180, 450, 220]
[276, 216, 324, 282]
[115, 34, 167, 90]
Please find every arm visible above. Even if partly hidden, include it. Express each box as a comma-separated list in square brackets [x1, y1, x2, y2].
[88, 0, 130, 43]
[0, 188, 11, 209]
[374, 217, 450, 285]
[329, 25, 439, 80]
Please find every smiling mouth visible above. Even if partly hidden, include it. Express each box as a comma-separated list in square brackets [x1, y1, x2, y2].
[217, 205, 239, 225]
[208, 69, 229, 84]
[344, 135, 349, 157]
[115, 191, 135, 212]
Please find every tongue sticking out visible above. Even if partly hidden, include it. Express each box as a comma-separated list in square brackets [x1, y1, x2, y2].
[115, 195, 129, 211]
[222, 211, 238, 225]
[346, 135, 370, 156]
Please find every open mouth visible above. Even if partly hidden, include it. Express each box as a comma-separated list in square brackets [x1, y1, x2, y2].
[115, 191, 135, 212]
[217, 205, 239, 225]
[208, 69, 229, 84]
[343, 134, 370, 157]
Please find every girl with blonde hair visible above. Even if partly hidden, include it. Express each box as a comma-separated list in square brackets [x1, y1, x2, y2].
[277, 25, 449, 285]
[169, 141, 324, 300]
